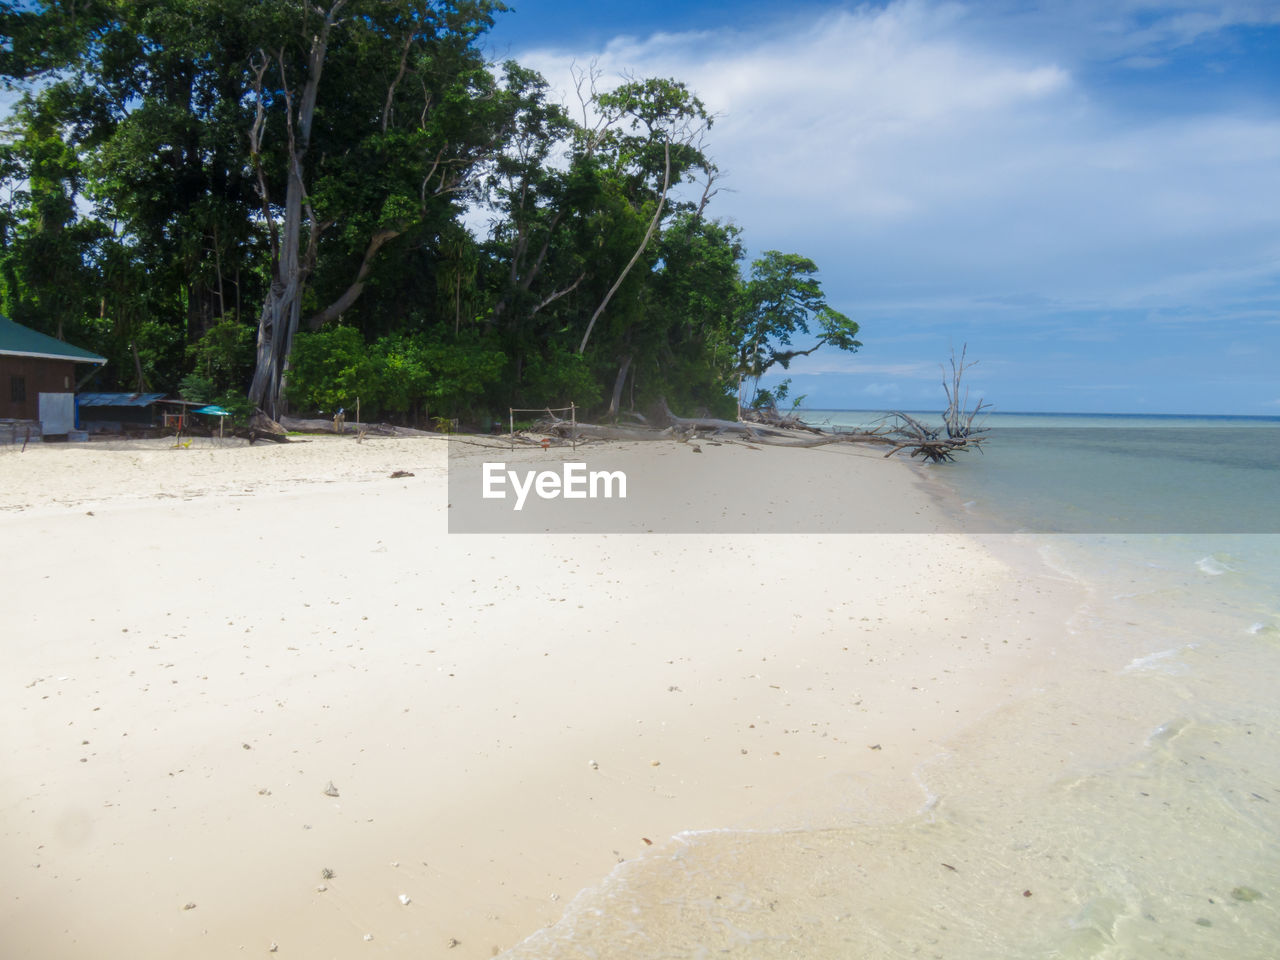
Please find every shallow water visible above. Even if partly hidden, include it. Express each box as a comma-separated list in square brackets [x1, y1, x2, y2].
[498, 416, 1280, 959]
[807, 410, 1280, 534]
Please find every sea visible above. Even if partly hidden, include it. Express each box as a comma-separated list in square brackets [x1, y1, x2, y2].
[501, 412, 1280, 959]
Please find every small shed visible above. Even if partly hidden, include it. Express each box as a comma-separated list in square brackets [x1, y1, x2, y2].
[76, 392, 167, 433]
[1, 314, 106, 424]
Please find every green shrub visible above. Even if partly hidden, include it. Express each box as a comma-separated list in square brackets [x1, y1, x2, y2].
[285, 327, 506, 422]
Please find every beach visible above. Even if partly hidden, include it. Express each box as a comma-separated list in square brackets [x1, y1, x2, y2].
[2, 434, 1091, 957]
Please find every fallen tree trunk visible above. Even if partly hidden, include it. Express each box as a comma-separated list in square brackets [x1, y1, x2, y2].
[278, 416, 434, 438]
[741, 404, 825, 434]
[533, 400, 985, 463]
[550, 423, 671, 442]
[653, 399, 798, 439]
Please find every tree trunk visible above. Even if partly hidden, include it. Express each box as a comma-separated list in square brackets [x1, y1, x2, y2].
[247, 2, 344, 418]
[606, 353, 632, 420]
[130, 334, 149, 392]
[248, 277, 302, 418]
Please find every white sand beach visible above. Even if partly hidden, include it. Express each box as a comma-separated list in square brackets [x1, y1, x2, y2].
[0, 435, 1080, 958]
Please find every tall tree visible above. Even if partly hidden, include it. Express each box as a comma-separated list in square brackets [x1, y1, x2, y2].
[1, 101, 79, 338]
[2, 3, 864, 424]
[246, 0, 507, 417]
[2, 0, 271, 391]
[735, 251, 862, 407]
[574, 75, 713, 355]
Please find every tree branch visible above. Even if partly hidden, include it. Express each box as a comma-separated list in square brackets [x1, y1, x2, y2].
[530, 271, 585, 316]
[769, 337, 830, 368]
[578, 139, 671, 353]
[305, 227, 402, 329]
[381, 30, 413, 134]
[247, 50, 280, 269]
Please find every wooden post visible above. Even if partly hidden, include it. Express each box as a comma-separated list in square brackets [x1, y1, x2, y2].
[571, 402, 576, 452]
[509, 408, 514, 452]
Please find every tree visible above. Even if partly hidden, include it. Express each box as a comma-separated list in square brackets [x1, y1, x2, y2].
[242, 0, 509, 417]
[482, 61, 581, 330]
[575, 74, 713, 355]
[2, 0, 271, 394]
[637, 213, 744, 417]
[0, 87, 98, 340]
[735, 250, 861, 407]
[1, 4, 864, 425]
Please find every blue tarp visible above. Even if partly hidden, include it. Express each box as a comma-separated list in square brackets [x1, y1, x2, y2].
[77, 392, 166, 407]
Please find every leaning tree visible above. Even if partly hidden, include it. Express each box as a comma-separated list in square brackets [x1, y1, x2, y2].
[245, 0, 508, 418]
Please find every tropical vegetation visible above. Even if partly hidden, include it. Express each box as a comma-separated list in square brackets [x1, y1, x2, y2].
[1, 0, 861, 426]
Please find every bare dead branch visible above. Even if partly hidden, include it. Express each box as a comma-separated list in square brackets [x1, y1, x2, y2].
[381, 30, 413, 134]
[578, 139, 671, 353]
[530, 272, 586, 316]
[247, 50, 280, 267]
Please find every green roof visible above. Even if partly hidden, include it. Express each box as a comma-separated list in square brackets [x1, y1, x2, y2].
[0, 314, 106, 364]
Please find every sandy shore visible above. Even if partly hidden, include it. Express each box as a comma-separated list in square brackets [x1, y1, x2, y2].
[0, 435, 1080, 958]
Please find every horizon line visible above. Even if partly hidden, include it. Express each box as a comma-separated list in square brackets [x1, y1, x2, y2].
[794, 408, 1280, 419]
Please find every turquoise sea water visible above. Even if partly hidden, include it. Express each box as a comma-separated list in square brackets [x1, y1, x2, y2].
[501, 412, 1280, 958]
[808, 410, 1280, 533]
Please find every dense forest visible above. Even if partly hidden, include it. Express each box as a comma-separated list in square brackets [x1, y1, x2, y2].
[0, 1, 862, 427]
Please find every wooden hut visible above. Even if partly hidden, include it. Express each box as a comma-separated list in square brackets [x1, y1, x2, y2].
[1, 315, 106, 428]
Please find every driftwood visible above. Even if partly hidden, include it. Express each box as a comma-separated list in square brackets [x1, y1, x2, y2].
[880, 410, 986, 462]
[234, 411, 289, 444]
[278, 415, 434, 438]
[941, 344, 990, 439]
[655, 399, 800, 439]
[741, 403, 825, 434]
[536, 397, 985, 463]
[554, 423, 671, 442]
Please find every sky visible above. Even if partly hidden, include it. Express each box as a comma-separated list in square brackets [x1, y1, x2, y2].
[484, 0, 1280, 415]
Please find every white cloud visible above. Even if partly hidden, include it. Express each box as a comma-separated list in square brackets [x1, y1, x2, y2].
[521, 1, 1074, 224]
[782, 356, 939, 377]
[513, 0, 1280, 318]
[507, 0, 1280, 414]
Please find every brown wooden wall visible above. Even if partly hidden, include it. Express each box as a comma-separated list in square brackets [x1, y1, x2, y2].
[0, 355, 77, 421]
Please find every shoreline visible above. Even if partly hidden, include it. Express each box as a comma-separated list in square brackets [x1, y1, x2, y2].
[0, 435, 1086, 958]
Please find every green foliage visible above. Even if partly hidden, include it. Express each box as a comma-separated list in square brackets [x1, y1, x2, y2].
[0, 3, 863, 424]
[521, 343, 602, 409]
[188, 318, 255, 393]
[178, 372, 215, 403]
[285, 327, 379, 415]
[370, 333, 506, 418]
[211, 389, 256, 427]
[751, 380, 805, 412]
[285, 327, 505, 421]
[736, 250, 861, 407]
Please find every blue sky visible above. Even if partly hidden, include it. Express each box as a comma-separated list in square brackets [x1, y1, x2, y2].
[485, 0, 1280, 415]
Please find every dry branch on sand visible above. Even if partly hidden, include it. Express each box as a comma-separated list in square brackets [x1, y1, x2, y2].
[531, 395, 986, 463]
